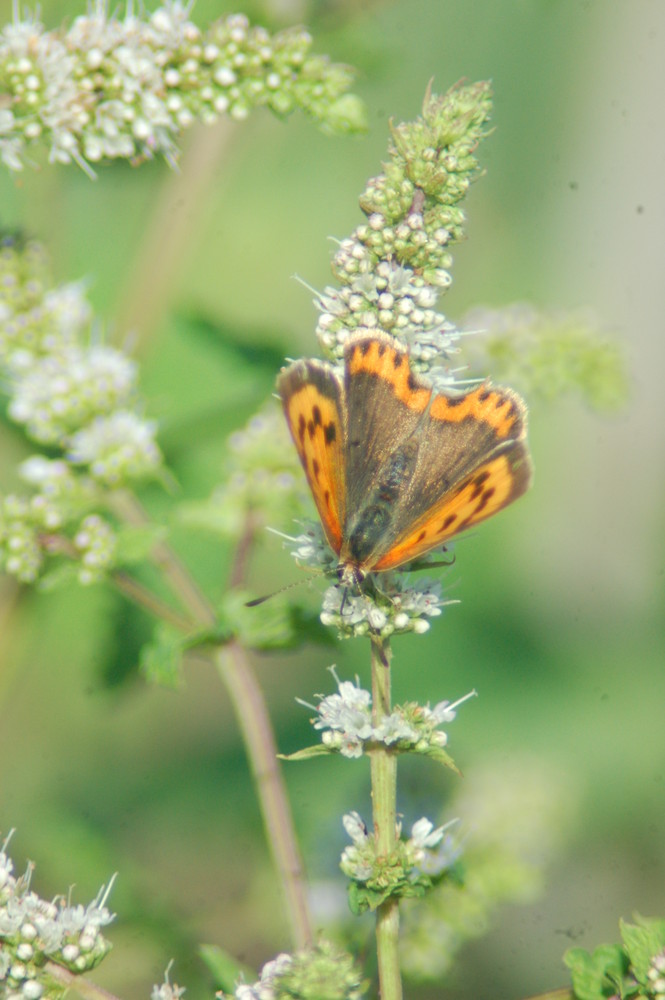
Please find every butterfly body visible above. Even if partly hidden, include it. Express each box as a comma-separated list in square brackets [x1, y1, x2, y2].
[278, 332, 531, 585]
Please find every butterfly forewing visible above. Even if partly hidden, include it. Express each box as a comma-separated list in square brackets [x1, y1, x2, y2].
[277, 360, 347, 555]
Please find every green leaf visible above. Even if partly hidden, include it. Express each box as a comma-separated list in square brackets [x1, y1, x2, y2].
[114, 523, 166, 564]
[139, 624, 184, 688]
[620, 915, 665, 983]
[347, 882, 391, 915]
[279, 744, 334, 762]
[99, 595, 153, 690]
[418, 744, 460, 773]
[37, 562, 79, 591]
[563, 943, 629, 1000]
[224, 591, 335, 653]
[199, 943, 255, 993]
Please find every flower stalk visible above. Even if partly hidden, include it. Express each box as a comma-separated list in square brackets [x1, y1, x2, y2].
[112, 492, 314, 949]
[370, 635, 402, 1000]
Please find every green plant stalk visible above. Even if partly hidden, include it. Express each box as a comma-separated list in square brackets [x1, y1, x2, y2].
[216, 639, 313, 949]
[110, 491, 313, 950]
[45, 961, 122, 1000]
[370, 636, 402, 1000]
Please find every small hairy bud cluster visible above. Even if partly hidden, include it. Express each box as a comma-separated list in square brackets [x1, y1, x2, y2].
[313, 82, 492, 378]
[0, 4, 365, 175]
[224, 940, 367, 1000]
[315, 261, 461, 380]
[0, 833, 115, 998]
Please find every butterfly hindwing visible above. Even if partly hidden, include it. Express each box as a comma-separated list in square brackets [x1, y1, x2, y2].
[277, 359, 347, 555]
[372, 442, 531, 571]
[370, 380, 531, 571]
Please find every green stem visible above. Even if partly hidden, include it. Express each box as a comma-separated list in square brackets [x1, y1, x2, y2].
[370, 635, 402, 1000]
[109, 491, 313, 950]
[45, 961, 122, 1000]
[111, 570, 195, 632]
[216, 640, 313, 949]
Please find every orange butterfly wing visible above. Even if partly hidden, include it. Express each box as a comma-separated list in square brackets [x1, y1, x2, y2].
[372, 446, 531, 571]
[277, 358, 347, 555]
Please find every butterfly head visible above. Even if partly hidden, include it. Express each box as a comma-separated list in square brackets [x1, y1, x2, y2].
[336, 560, 366, 590]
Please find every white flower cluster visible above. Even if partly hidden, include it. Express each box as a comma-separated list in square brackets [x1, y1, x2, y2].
[648, 952, 665, 997]
[151, 964, 186, 1000]
[320, 575, 452, 639]
[340, 812, 460, 884]
[0, 4, 363, 175]
[315, 258, 461, 380]
[279, 520, 337, 573]
[9, 345, 137, 444]
[225, 942, 366, 1000]
[300, 670, 475, 759]
[0, 458, 91, 582]
[73, 514, 116, 585]
[1, 241, 162, 485]
[0, 834, 115, 999]
[233, 952, 293, 1000]
[68, 411, 161, 486]
[0, 238, 162, 584]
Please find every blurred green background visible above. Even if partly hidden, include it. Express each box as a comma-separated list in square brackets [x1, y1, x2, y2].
[1, 1, 664, 998]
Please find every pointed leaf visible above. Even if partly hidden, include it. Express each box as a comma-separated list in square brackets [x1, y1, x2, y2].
[563, 943, 628, 1000]
[199, 943, 255, 992]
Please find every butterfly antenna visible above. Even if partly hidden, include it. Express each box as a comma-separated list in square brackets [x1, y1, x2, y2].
[245, 573, 321, 608]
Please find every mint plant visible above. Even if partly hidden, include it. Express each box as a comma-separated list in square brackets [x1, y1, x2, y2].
[0, 4, 636, 1000]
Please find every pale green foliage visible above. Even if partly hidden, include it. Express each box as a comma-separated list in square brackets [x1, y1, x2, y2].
[466, 303, 628, 411]
[399, 757, 577, 983]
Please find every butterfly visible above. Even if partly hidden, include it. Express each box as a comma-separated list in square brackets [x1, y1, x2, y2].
[277, 331, 532, 588]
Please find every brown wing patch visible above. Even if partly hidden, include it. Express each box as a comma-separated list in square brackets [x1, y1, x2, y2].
[278, 360, 346, 555]
[346, 334, 431, 413]
[429, 383, 524, 439]
[372, 445, 531, 572]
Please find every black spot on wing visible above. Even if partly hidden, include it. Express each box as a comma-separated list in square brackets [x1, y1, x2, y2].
[438, 513, 457, 534]
[470, 470, 491, 499]
[474, 487, 496, 514]
[324, 422, 337, 444]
